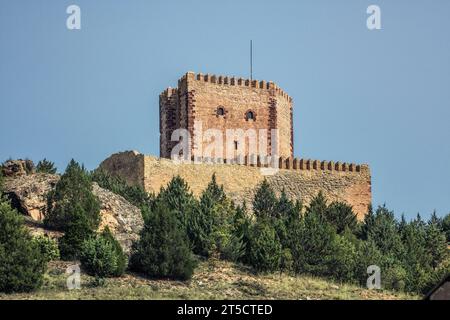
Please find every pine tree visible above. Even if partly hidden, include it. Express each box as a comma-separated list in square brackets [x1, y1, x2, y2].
[329, 234, 358, 282]
[232, 203, 251, 261]
[58, 208, 95, 260]
[157, 175, 197, 229]
[45, 159, 100, 232]
[290, 211, 336, 276]
[442, 213, 450, 242]
[358, 204, 374, 240]
[271, 190, 295, 248]
[247, 219, 281, 273]
[130, 202, 196, 280]
[401, 216, 428, 266]
[305, 191, 328, 218]
[187, 174, 242, 259]
[204, 173, 226, 204]
[425, 221, 448, 269]
[186, 174, 221, 256]
[400, 217, 431, 292]
[398, 214, 407, 234]
[324, 201, 358, 234]
[275, 189, 298, 220]
[36, 158, 57, 174]
[252, 179, 277, 219]
[363, 205, 405, 259]
[429, 211, 442, 226]
[354, 239, 384, 286]
[233, 202, 249, 238]
[0, 199, 47, 293]
[0, 171, 4, 193]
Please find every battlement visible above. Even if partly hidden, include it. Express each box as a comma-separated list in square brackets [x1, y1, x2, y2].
[160, 87, 178, 99]
[185, 155, 369, 174]
[177, 71, 293, 103]
[160, 72, 295, 159]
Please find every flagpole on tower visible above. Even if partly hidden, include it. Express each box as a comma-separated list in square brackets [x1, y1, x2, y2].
[250, 40, 253, 81]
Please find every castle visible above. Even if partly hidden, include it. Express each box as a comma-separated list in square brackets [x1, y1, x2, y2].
[100, 72, 372, 219]
[159, 72, 293, 160]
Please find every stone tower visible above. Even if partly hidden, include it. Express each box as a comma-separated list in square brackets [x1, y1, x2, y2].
[159, 72, 294, 160]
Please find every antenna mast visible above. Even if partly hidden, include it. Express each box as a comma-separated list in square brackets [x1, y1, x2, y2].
[250, 40, 253, 81]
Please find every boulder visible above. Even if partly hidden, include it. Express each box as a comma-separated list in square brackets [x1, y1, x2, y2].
[1, 159, 35, 177]
[92, 183, 143, 254]
[3, 174, 144, 255]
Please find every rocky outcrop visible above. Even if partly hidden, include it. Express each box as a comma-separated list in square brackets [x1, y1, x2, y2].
[3, 174, 143, 254]
[1, 159, 35, 177]
[92, 183, 143, 254]
[3, 174, 58, 220]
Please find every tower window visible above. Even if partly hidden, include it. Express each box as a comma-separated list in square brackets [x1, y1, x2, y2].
[245, 110, 255, 121]
[217, 106, 225, 116]
[234, 141, 238, 150]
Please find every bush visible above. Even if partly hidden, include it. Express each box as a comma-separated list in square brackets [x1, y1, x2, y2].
[91, 169, 153, 208]
[355, 240, 407, 291]
[100, 227, 127, 275]
[32, 235, 60, 262]
[329, 235, 358, 282]
[280, 248, 294, 274]
[354, 239, 385, 287]
[80, 227, 126, 278]
[382, 257, 408, 291]
[218, 230, 245, 262]
[45, 159, 100, 232]
[246, 219, 281, 273]
[130, 202, 196, 280]
[0, 199, 47, 293]
[36, 158, 57, 174]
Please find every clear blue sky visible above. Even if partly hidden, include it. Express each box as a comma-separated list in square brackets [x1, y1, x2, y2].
[1, 0, 449, 219]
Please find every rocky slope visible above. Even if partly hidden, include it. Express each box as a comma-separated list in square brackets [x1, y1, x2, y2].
[3, 173, 143, 254]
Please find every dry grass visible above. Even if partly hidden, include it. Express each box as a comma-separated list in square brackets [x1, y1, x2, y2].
[0, 259, 420, 300]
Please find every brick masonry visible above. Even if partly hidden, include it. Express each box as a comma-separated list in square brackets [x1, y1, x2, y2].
[99, 151, 372, 220]
[160, 72, 294, 159]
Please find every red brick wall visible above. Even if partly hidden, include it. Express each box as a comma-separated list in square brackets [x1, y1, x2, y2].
[159, 72, 294, 159]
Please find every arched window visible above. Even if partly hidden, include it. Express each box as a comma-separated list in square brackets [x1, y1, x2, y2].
[217, 106, 225, 116]
[245, 110, 255, 121]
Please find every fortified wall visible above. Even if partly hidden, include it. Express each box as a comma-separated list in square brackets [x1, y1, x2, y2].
[99, 151, 372, 220]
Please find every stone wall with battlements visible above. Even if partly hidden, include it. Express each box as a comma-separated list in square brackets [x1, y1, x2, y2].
[99, 151, 372, 220]
[160, 72, 294, 159]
